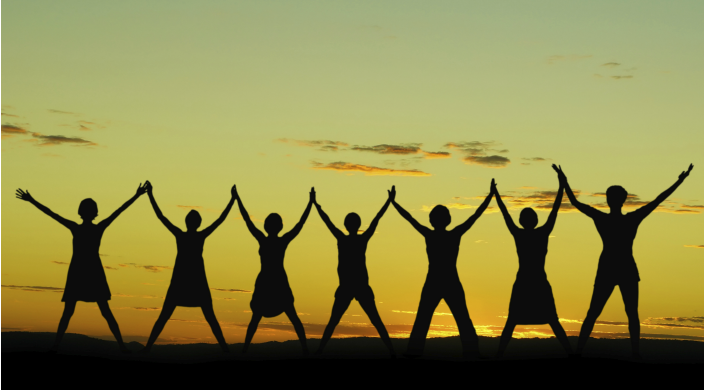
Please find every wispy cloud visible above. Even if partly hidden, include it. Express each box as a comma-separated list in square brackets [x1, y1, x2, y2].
[51, 261, 69, 265]
[311, 161, 431, 177]
[1, 124, 29, 136]
[118, 263, 173, 273]
[684, 245, 704, 249]
[602, 62, 621, 68]
[176, 205, 203, 210]
[32, 133, 98, 147]
[611, 75, 634, 80]
[444, 141, 510, 168]
[2, 113, 19, 118]
[521, 157, 551, 165]
[351, 143, 422, 155]
[1, 285, 64, 293]
[121, 307, 161, 311]
[277, 139, 349, 152]
[422, 151, 451, 159]
[210, 288, 252, 293]
[48, 109, 79, 115]
[546, 55, 592, 65]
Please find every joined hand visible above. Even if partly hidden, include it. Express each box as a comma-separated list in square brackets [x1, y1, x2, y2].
[388, 185, 396, 201]
[679, 164, 694, 181]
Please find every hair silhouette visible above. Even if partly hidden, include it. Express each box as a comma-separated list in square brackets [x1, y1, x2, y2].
[236, 186, 314, 354]
[313, 186, 397, 357]
[15, 184, 148, 353]
[555, 163, 693, 359]
[391, 181, 494, 359]
[141, 182, 235, 353]
[493, 170, 573, 358]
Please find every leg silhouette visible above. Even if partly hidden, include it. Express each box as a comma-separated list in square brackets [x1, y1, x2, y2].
[620, 282, 640, 358]
[201, 303, 229, 352]
[285, 306, 309, 355]
[143, 302, 177, 351]
[406, 290, 441, 356]
[445, 292, 479, 358]
[97, 301, 129, 353]
[497, 318, 517, 358]
[359, 299, 395, 356]
[577, 284, 614, 354]
[548, 319, 573, 354]
[316, 298, 353, 355]
[51, 301, 77, 351]
[243, 313, 262, 353]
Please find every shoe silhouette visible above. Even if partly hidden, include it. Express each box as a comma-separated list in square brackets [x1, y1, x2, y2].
[16, 184, 147, 353]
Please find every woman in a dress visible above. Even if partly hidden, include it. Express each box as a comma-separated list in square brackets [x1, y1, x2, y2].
[235, 185, 313, 354]
[493, 169, 573, 358]
[141, 181, 235, 353]
[16, 183, 147, 353]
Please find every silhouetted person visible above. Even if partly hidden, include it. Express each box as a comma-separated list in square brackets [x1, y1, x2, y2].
[493, 171, 572, 358]
[236, 186, 313, 354]
[141, 182, 235, 353]
[556, 164, 693, 359]
[16, 184, 147, 353]
[314, 186, 397, 357]
[392, 181, 494, 358]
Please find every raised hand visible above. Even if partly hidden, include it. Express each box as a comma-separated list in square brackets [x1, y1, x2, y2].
[310, 187, 316, 204]
[388, 185, 396, 202]
[16, 189, 34, 202]
[231, 184, 238, 199]
[145, 181, 153, 193]
[679, 164, 694, 181]
[136, 182, 148, 197]
[490, 178, 497, 194]
[552, 164, 567, 184]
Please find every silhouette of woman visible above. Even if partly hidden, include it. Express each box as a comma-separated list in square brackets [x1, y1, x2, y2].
[391, 181, 494, 359]
[16, 184, 147, 353]
[236, 186, 314, 354]
[555, 164, 693, 359]
[493, 170, 573, 358]
[314, 186, 397, 357]
[141, 182, 235, 353]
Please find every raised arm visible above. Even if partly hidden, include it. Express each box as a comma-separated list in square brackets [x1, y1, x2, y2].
[100, 182, 148, 229]
[552, 165, 602, 219]
[145, 182, 181, 235]
[391, 195, 430, 236]
[314, 199, 344, 239]
[283, 187, 315, 241]
[635, 164, 693, 219]
[492, 180, 518, 234]
[235, 186, 266, 242]
[363, 186, 394, 239]
[454, 179, 494, 235]
[16, 189, 76, 230]
[201, 185, 237, 237]
[542, 174, 564, 233]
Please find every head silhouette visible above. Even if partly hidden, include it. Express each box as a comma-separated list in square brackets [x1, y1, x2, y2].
[264, 213, 283, 236]
[344, 213, 361, 234]
[78, 198, 98, 221]
[429, 205, 451, 230]
[519, 208, 538, 229]
[184, 210, 202, 231]
[606, 185, 628, 209]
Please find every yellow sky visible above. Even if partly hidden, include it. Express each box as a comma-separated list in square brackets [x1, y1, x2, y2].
[2, 1, 703, 344]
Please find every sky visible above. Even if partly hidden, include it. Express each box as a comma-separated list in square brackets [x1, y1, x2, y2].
[2, 1, 703, 345]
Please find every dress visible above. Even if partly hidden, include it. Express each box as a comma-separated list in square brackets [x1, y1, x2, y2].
[333, 234, 375, 303]
[164, 231, 213, 307]
[250, 236, 295, 317]
[62, 223, 111, 302]
[591, 211, 643, 286]
[507, 228, 559, 324]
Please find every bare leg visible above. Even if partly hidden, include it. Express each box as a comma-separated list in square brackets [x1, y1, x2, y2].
[285, 306, 309, 355]
[201, 303, 229, 352]
[548, 319, 573, 355]
[445, 287, 479, 359]
[243, 313, 262, 353]
[576, 284, 615, 354]
[317, 298, 352, 355]
[406, 286, 441, 357]
[619, 282, 640, 359]
[143, 301, 177, 352]
[497, 317, 517, 358]
[52, 301, 77, 351]
[359, 299, 396, 356]
[97, 301, 128, 352]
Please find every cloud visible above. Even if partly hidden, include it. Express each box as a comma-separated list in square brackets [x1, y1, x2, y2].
[1, 124, 29, 136]
[602, 62, 621, 68]
[590, 192, 700, 214]
[176, 205, 203, 210]
[444, 141, 511, 168]
[104, 266, 119, 271]
[350, 143, 422, 155]
[311, 161, 431, 177]
[48, 109, 78, 115]
[51, 261, 69, 265]
[118, 263, 173, 273]
[463, 155, 511, 168]
[277, 139, 348, 151]
[546, 55, 593, 64]
[521, 157, 551, 165]
[31, 133, 98, 147]
[611, 75, 634, 80]
[1, 285, 64, 293]
[684, 245, 704, 249]
[682, 204, 704, 209]
[2, 113, 19, 118]
[422, 151, 451, 159]
[210, 288, 252, 293]
[124, 307, 161, 311]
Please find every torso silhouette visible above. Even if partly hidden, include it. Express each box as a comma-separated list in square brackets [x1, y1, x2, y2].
[337, 234, 370, 286]
[512, 227, 549, 279]
[591, 211, 644, 284]
[63, 222, 111, 302]
[252, 235, 295, 317]
[424, 229, 463, 284]
[167, 230, 211, 307]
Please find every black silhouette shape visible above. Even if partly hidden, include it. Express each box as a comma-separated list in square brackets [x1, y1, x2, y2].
[493, 171, 573, 358]
[391, 182, 494, 358]
[556, 164, 694, 359]
[16, 184, 147, 353]
[236, 186, 313, 354]
[313, 186, 397, 357]
[141, 182, 235, 353]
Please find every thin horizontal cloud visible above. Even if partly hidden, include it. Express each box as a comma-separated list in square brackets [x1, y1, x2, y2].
[122, 307, 161, 311]
[48, 109, 78, 115]
[277, 138, 349, 152]
[546, 54, 592, 64]
[602, 62, 621, 68]
[51, 261, 69, 265]
[464, 155, 511, 168]
[1, 124, 29, 137]
[521, 157, 551, 166]
[1, 285, 64, 293]
[351, 143, 421, 155]
[311, 161, 430, 177]
[210, 288, 252, 293]
[118, 263, 173, 273]
[445, 141, 511, 168]
[32, 133, 97, 147]
[611, 75, 633, 80]
[176, 205, 203, 210]
[682, 204, 704, 209]
[423, 151, 451, 159]
[104, 266, 119, 271]
[391, 310, 453, 316]
[2, 113, 19, 118]
[684, 245, 704, 249]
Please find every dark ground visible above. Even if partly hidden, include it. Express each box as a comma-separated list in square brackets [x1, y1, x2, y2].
[2, 332, 702, 386]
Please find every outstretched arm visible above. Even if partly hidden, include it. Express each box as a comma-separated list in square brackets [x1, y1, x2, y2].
[314, 200, 344, 239]
[454, 179, 494, 235]
[543, 175, 564, 233]
[100, 183, 148, 229]
[492, 180, 518, 234]
[363, 186, 395, 239]
[283, 188, 315, 241]
[145, 182, 181, 235]
[16, 189, 75, 230]
[235, 186, 266, 241]
[552, 165, 602, 219]
[391, 196, 431, 236]
[635, 164, 693, 219]
[201, 185, 237, 237]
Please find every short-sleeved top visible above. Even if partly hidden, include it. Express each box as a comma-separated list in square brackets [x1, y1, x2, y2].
[336, 234, 372, 287]
[590, 210, 646, 285]
[423, 230, 464, 284]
